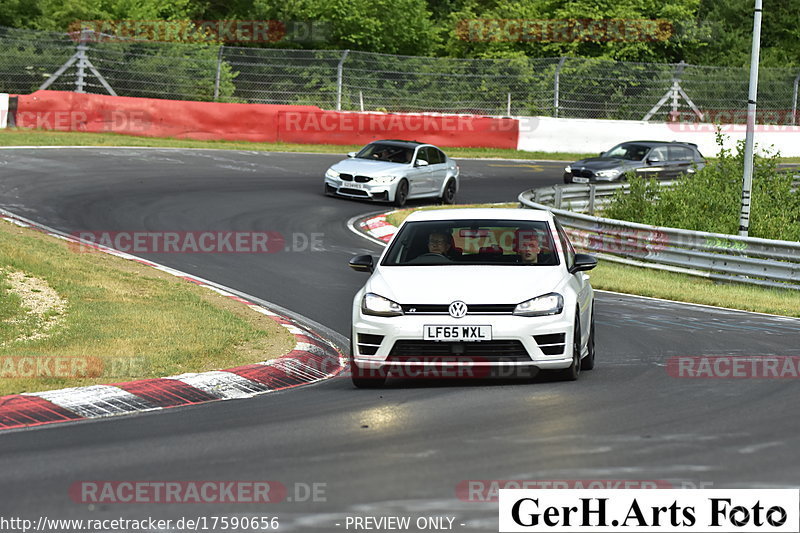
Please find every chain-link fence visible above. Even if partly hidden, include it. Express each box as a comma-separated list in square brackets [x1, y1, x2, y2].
[2, 25, 799, 123]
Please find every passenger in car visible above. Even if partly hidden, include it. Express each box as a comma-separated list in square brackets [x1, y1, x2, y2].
[518, 238, 541, 264]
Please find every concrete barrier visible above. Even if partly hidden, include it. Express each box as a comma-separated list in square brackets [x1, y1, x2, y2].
[517, 116, 800, 156]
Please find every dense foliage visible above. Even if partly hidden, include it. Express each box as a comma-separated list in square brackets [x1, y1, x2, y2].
[604, 133, 800, 241]
[1, 0, 798, 66]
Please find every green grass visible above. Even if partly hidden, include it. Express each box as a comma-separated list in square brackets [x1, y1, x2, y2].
[0, 128, 591, 161]
[0, 218, 295, 396]
[589, 261, 800, 317]
[379, 204, 800, 317]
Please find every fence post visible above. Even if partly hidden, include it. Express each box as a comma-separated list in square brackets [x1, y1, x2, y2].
[74, 30, 89, 93]
[336, 49, 350, 111]
[588, 185, 596, 215]
[554, 186, 563, 209]
[792, 72, 800, 125]
[553, 57, 567, 118]
[213, 45, 224, 101]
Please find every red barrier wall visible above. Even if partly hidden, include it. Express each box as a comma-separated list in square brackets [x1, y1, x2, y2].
[14, 91, 519, 149]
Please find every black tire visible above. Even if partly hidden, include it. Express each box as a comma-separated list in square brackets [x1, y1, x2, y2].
[440, 179, 456, 204]
[393, 179, 409, 207]
[556, 315, 581, 381]
[581, 308, 595, 371]
[323, 182, 334, 197]
[350, 338, 386, 388]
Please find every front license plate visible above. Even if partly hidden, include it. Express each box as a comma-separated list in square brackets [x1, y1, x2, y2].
[423, 325, 492, 342]
[572, 176, 589, 183]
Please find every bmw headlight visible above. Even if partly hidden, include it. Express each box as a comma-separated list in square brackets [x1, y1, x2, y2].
[564, 165, 571, 173]
[595, 168, 622, 179]
[513, 293, 564, 316]
[372, 175, 399, 184]
[325, 168, 340, 179]
[362, 293, 403, 317]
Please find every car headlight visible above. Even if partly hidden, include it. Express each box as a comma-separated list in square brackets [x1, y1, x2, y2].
[564, 165, 571, 173]
[362, 293, 403, 317]
[325, 168, 340, 179]
[513, 293, 564, 316]
[372, 175, 399, 184]
[595, 168, 622, 179]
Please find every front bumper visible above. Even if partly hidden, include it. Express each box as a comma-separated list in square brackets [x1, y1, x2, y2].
[352, 309, 576, 371]
[325, 176, 394, 202]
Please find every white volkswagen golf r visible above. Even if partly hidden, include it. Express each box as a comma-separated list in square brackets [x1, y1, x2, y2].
[348, 208, 597, 388]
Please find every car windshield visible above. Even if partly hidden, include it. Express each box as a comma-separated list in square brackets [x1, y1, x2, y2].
[382, 220, 560, 266]
[603, 143, 651, 161]
[355, 143, 414, 163]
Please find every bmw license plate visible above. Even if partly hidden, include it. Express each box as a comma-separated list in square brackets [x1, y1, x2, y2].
[346, 182, 367, 189]
[423, 325, 492, 341]
[572, 176, 589, 183]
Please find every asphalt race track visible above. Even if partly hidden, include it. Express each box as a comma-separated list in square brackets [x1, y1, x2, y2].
[0, 148, 799, 531]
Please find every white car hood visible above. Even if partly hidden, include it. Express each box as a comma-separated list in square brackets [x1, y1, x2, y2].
[331, 159, 407, 176]
[367, 266, 567, 304]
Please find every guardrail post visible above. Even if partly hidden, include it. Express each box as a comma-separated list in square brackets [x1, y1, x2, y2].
[554, 186, 563, 209]
[588, 185, 596, 215]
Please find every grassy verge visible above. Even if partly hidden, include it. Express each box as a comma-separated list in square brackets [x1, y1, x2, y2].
[379, 204, 800, 317]
[0, 218, 295, 396]
[0, 129, 590, 161]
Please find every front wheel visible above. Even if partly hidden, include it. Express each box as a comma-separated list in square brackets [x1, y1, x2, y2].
[393, 179, 409, 207]
[440, 179, 456, 204]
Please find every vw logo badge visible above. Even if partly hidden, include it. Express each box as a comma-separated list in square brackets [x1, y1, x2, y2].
[448, 301, 468, 318]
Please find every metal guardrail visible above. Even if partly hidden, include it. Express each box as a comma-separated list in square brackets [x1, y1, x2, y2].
[519, 182, 800, 290]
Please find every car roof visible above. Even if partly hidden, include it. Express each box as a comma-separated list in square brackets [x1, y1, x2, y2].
[404, 208, 553, 223]
[370, 139, 426, 148]
[617, 140, 699, 148]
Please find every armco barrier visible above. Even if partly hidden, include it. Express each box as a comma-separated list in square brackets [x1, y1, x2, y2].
[10, 91, 518, 149]
[519, 183, 800, 290]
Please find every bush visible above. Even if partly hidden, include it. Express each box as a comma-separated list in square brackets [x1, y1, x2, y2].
[604, 133, 800, 241]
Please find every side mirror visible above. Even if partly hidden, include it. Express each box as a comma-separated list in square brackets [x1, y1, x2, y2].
[599, 152, 605, 157]
[349, 254, 374, 273]
[347, 152, 357, 158]
[415, 159, 429, 167]
[646, 156, 661, 165]
[569, 253, 597, 274]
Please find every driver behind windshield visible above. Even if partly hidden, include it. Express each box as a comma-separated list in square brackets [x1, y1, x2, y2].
[427, 231, 452, 256]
